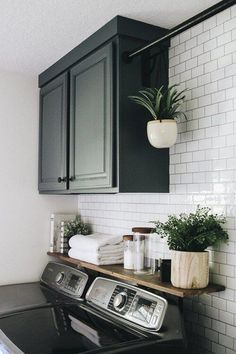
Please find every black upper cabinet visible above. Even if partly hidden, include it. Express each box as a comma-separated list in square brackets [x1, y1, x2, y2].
[38, 73, 68, 191]
[69, 43, 113, 191]
[38, 16, 170, 194]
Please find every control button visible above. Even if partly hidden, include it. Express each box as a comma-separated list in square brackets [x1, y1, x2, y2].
[149, 308, 154, 316]
[55, 272, 65, 284]
[151, 315, 158, 324]
[113, 292, 127, 312]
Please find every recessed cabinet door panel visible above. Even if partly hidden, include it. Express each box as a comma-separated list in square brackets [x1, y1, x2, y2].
[38, 73, 68, 191]
[70, 43, 113, 190]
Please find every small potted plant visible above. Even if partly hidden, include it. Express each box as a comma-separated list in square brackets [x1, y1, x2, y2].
[152, 206, 228, 289]
[129, 85, 187, 148]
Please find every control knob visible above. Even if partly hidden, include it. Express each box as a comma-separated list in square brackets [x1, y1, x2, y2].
[113, 292, 127, 311]
[55, 272, 65, 284]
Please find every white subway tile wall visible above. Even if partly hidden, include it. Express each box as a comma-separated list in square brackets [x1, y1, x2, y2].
[78, 7, 236, 354]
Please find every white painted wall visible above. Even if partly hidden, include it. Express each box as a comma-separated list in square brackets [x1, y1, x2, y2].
[0, 71, 77, 285]
[78, 6, 236, 354]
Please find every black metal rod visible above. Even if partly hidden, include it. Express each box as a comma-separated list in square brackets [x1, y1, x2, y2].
[128, 0, 235, 60]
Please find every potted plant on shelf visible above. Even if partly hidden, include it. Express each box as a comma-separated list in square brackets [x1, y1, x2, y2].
[129, 85, 187, 148]
[152, 206, 228, 289]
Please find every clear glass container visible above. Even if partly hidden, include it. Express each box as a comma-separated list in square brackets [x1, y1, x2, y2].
[123, 235, 134, 270]
[132, 227, 155, 274]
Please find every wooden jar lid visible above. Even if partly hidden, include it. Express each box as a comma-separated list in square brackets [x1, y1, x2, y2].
[123, 235, 133, 241]
[132, 227, 153, 234]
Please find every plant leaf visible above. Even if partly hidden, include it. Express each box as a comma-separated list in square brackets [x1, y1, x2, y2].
[129, 85, 188, 121]
[129, 96, 157, 118]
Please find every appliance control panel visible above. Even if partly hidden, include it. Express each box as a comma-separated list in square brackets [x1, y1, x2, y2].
[86, 277, 167, 331]
[41, 262, 88, 299]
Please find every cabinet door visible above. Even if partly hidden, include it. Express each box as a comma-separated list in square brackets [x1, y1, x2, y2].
[38, 73, 68, 191]
[69, 43, 113, 190]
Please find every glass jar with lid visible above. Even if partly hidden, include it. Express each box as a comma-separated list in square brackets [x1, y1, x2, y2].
[123, 235, 134, 270]
[132, 227, 155, 274]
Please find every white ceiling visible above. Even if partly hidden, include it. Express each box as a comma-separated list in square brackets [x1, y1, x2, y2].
[0, 0, 220, 76]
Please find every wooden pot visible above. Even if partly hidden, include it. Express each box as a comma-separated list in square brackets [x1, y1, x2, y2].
[147, 119, 177, 148]
[171, 250, 209, 289]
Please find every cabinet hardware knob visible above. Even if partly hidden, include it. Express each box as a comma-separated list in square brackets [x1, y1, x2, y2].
[58, 177, 67, 183]
[69, 176, 75, 182]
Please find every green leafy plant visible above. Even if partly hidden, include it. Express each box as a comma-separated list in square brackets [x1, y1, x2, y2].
[129, 85, 187, 121]
[64, 215, 91, 238]
[152, 206, 228, 252]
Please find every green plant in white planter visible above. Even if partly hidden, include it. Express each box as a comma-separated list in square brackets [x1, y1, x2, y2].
[129, 85, 187, 148]
[152, 206, 228, 289]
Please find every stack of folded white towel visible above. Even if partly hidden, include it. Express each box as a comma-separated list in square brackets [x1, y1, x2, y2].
[68, 233, 123, 265]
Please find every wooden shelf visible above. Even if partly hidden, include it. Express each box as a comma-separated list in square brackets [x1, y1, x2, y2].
[47, 252, 225, 298]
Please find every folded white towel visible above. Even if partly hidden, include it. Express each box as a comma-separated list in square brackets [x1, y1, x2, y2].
[69, 233, 123, 253]
[68, 248, 123, 260]
[68, 248, 123, 265]
[99, 242, 123, 253]
[98, 249, 124, 257]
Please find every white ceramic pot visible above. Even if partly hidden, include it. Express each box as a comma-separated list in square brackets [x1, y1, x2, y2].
[147, 119, 177, 148]
[171, 250, 209, 289]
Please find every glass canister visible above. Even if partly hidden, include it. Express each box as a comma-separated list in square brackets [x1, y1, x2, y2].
[123, 235, 134, 270]
[132, 227, 155, 274]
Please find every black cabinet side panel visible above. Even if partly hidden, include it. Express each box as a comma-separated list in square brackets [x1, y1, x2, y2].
[118, 37, 169, 193]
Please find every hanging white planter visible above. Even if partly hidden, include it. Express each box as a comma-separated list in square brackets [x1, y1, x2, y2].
[147, 119, 177, 148]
